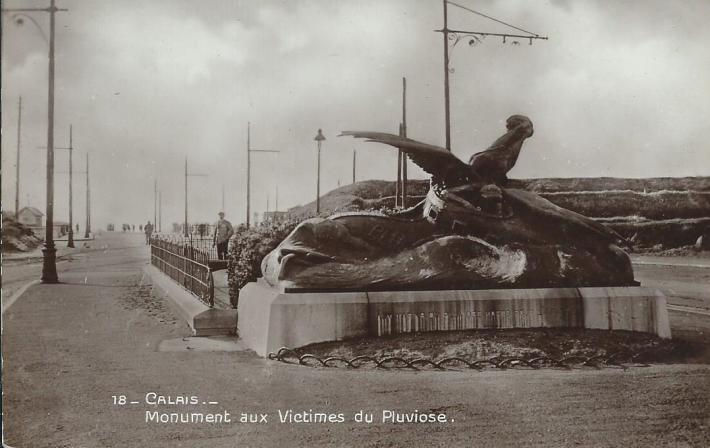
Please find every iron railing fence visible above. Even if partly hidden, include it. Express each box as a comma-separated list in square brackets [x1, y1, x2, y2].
[152, 233, 218, 259]
[150, 236, 214, 307]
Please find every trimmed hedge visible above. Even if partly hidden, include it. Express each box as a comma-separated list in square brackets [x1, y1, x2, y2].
[226, 218, 304, 307]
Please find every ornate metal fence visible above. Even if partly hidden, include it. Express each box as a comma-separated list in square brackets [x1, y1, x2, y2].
[150, 237, 214, 307]
[153, 233, 218, 259]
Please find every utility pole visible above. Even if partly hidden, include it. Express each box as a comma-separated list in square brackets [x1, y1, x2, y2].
[184, 158, 188, 236]
[84, 153, 90, 238]
[352, 149, 356, 184]
[396, 132, 402, 207]
[3, 0, 68, 283]
[37, 124, 74, 246]
[275, 186, 279, 212]
[183, 157, 207, 237]
[246, 123, 250, 227]
[437, 0, 547, 151]
[158, 190, 162, 232]
[15, 96, 22, 216]
[246, 122, 279, 227]
[154, 178, 157, 228]
[442, 0, 451, 151]
[401, 77, 408, 208]
[314, 129, 326, 214]
[67, 125, 74, 247]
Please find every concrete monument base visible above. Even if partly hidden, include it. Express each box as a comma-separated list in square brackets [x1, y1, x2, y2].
[237, 279, 671, 357]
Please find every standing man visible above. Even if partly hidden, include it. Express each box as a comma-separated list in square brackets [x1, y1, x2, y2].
[212, 212, 234, 260]
[144, 221, 154, 245]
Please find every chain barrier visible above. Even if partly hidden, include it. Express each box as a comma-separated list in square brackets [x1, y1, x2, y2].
[267, 347, 652, 371]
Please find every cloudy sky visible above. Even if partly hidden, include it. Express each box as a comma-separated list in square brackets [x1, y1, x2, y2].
[2, 0, 709, 230]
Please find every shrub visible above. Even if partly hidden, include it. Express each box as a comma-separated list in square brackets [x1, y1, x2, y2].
[227, 217, 306, 306]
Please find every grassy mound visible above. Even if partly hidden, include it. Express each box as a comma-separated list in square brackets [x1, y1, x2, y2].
[284, 177, 710, 250]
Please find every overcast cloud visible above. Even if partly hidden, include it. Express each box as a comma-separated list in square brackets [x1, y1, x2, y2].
[2, 0, 709, 229]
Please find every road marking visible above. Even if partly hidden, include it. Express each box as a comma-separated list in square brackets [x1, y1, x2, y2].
[668, 304, 710, 317]
[2, 279, 40, 315]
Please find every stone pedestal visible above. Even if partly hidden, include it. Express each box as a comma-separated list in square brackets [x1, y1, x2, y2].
[237, 280, 671, 356]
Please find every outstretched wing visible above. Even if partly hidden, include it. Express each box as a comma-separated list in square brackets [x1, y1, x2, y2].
[339, 131, 471, 184]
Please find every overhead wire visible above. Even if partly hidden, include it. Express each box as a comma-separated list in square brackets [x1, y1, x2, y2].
[447, 0, 539, 37]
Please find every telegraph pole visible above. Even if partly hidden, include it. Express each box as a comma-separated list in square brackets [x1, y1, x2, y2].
[400, 77, 408, 208]
[56, 143, 85, 242]
[37, 124, 74, 246]
[314, 129, 326, 214]
[184, 159, 189, 236]
[437, 0, 547, 151]
[67, 125, 74, 247]
[84, 153, 90, 238]
[15, 96, 22, 216]
[396, 133, 402, 207]
[246, 124, 250, 227]
[158, 190, 162, 232]
[246, 123, 279, 227]
[442, 0, 451, 151]
[352, 149, 356, 184]
[154, 178, 157, 227]
[184, 157, 207, 236]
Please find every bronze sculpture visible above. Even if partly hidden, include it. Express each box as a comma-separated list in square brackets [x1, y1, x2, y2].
[261, 115, 636, 292]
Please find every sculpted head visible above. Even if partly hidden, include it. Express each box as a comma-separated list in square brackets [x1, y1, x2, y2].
[506, 115, 534, 137]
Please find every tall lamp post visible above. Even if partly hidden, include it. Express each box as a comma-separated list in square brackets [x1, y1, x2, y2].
[2, 0, 68, 283]
[314, 129, 326, 214]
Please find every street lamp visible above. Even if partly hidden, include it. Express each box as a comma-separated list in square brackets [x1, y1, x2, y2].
[2, 0, 68, 283]
[314, 129, 326, 214]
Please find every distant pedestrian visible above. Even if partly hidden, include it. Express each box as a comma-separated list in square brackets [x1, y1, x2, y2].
[132, 224, 135, 232]
[212, 212, 234, 260]
[144, 221, 154, 245]
[139, 224, 143, 232]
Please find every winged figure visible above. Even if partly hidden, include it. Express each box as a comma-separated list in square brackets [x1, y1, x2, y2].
[340, 114, 533, 187]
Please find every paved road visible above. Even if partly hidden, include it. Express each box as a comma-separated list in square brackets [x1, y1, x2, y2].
[3, 233, 709, 447]
[633, 261, 710, 311]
